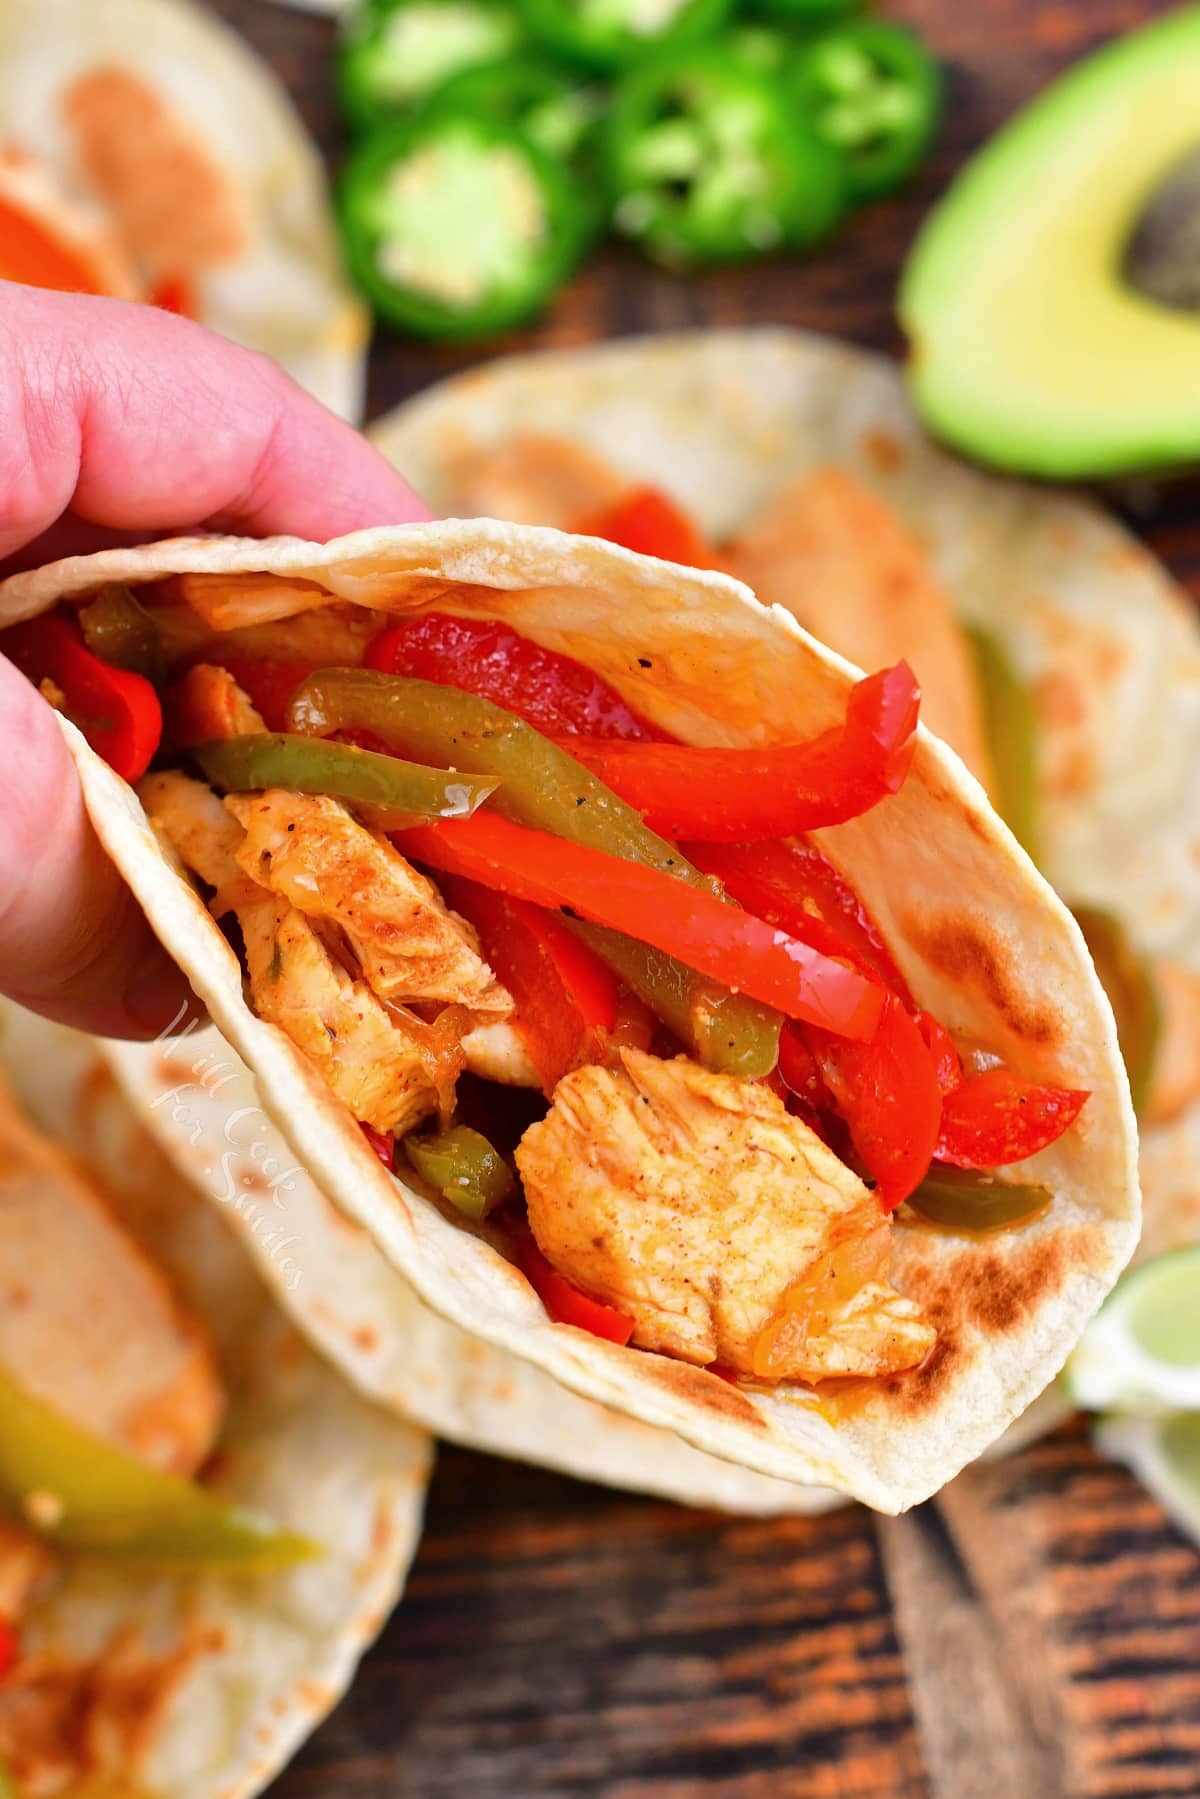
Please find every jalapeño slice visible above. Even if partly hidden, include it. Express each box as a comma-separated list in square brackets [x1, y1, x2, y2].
[340, 0, 521, 132]
[339, 112, 589, 339]
[517, 0, 731, 74]
[605, 49, 844, 268]
[791, 21, 941, 201]
[422, 54, 604, 163]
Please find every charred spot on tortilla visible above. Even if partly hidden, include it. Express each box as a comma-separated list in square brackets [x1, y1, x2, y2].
[911, 915, 1065, 1049]
[620, 1348, 771, 1429]
[918, 1229, 1091, 1339]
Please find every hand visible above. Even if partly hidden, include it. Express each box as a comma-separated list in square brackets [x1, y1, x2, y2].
[0, 281, 431, 1039]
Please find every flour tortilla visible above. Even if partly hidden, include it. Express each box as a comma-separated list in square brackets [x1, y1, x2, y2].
[0, 1003, 430, 1797]
[0, 0, 367, 420]
[105, 1018, 832, 1517]
[0, 504, 1138, 1512]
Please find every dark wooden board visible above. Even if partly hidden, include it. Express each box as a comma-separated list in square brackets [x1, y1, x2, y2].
[203, 2, 1200, 1792]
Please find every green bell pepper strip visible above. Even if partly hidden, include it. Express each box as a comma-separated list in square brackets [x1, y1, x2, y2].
[516, 0, 730, 73]
[339, 0, 522, 132]
[193, 732, 500, 825]
[0, 1759, 16, 1799]
[78, 583, 164, 685]
[905, 1167, 1052, 1232]
[965, 624, 1040, 863]
[790, 21, 941, 201]
[288, 669, 783, 1072]
[339, 114, 590, 341]
[604, 50, 845, 268]
[0, 1363, 318, 1567]
[289, 669, 704, 879]
[1073, 907, 1161, 1118]
[404, 1124, 515, 1219]
[421, 55, 605, 163]
[567, 919, 781, 1079]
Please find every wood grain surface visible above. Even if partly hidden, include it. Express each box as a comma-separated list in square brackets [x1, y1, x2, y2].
[205, 2, 1200, 1792]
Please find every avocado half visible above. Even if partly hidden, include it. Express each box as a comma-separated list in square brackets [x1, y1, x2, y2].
[900, 7, 1200, 478]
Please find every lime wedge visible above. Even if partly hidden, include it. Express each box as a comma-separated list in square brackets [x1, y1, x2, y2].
[1095, 1413, 1200, 1545]
[1063, 1246, 1200, 1413]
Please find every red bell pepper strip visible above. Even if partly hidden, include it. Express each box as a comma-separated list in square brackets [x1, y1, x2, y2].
[396, 811, 884, 1041]
[775, 1024, 837, 1142]
[562, 662, 921, 843]
[367, 614, 660, 742]
[2, 613, 162, 782]
[209, 660, 320, 733]
[0, 1617, 18, 1680]
[573, 486, 726, 572]
[777, 1026, 827, 1111]
[804, 994, 943, 1212]
[689, 838, 912, 1000]
[915, 1011, 963, 1094]
[935, 1069, 1089, 1169]
[361, 1122, 396, 1171]
[440, 876, 622, 1094]
[510, 1221, 635, 1346]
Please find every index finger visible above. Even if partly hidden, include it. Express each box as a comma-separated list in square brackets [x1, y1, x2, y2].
[0, 281, 430, 561]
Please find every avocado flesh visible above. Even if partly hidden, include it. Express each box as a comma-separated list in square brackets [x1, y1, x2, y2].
[900, 8, 1200, 477]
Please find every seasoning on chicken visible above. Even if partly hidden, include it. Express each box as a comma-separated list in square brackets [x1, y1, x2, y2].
[227, 790, 513, 1017]
[0, 1074, 223, 1476]
[169, 661, 266, 747]
[140, 772, 475, 1133]
[728, 466, 994, 789]
[515, 1048, 935, 1381]
[238, 889, 462, 1134]
[139, 768, 247, 894]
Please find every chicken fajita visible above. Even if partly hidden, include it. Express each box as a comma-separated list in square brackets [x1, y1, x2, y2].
[0, 1003, 429, 1798]
[0, 479, 1138, 1510]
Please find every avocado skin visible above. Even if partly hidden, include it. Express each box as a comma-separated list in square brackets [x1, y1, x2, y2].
[900, 7, 1200, 479]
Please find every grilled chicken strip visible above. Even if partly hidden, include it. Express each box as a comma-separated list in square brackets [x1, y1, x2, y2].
[227, 790, 511, 1016]
[140, 772, 474, 1133]
[728, 466, 994, 789]
[516, 1049, 934, 1381]
[0, 1075, 223, 1476]
[238, 890, 462, 1135]
[170, 661, 267, 742]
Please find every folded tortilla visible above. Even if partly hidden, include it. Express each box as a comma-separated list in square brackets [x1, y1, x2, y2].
[0, 1003, 430, 1796]
[0, 496, 1139, 1512]
[0, 0, 367, 420]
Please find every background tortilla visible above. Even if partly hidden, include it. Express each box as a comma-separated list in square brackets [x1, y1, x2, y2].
[0, 511, 1138, 1512]
[0, 0, 367, 420]
[0, 1004, 430, 1798]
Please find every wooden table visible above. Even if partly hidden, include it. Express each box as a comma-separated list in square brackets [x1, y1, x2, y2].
[211, 2, 1200, 1791]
